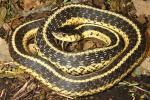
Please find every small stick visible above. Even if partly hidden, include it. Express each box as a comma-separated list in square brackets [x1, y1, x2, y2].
[54, 92, 74, 99]
[133, 85, 150, 95]
[0, 89, 6, 99]
[12, 78, 34, 99]
[0, 61, 14, 66]
[119, 81, 150, 95]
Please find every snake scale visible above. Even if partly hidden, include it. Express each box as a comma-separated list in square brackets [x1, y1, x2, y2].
[1, 4, 147, 97]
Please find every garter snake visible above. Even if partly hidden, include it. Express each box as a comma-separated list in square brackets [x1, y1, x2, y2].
[1, 4, 147, 97]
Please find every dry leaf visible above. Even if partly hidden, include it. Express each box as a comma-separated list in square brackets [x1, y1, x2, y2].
[0, 38, 12, 61]
[110, 0, 121, 12]
[147, 28, 150, 56]
[0, 7, 7, 20]
[0, 7, 7, 28]
[2, 23, 11, 33]
[83, 40, 95, 50]
[137, 57, 150, 76]
[136, 15, 146, 24]
[132, 0, 150, 17]
[10, 18, 23, 29]
[92, 0, 105, 9]
[23, 0, 42, 11]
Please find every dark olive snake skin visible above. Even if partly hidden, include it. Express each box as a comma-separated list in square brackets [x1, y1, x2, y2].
[3, 4, 147, 97]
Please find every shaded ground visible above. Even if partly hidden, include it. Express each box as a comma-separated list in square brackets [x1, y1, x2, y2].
[0, 74, 149, 100]
[0, 0, 150, 100]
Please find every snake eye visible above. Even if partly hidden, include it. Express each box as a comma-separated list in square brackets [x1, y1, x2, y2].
[59, 32, 65, 36]
[90, 32, 93, 35]
[62, 33, 65, 37]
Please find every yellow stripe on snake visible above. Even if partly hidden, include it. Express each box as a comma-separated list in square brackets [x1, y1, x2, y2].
[2, 4, 147, 97]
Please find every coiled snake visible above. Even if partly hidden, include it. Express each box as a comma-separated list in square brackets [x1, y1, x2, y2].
[1, 4, 147, 97]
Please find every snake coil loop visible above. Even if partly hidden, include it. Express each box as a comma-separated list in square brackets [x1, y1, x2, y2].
[8, 4, 146, 97]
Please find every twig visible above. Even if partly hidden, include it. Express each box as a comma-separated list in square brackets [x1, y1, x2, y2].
[12, 78, 34, 100]
[0, 61, 14, 66]
[0, 89, 6, 100]
[119, 81, 150, 95]
[54, 92, 74, 99]
[134, 85, 150, 95]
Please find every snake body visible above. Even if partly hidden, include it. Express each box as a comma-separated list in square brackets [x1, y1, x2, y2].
[7, 4, 147, 97]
